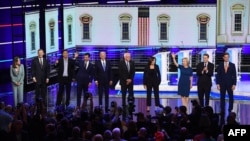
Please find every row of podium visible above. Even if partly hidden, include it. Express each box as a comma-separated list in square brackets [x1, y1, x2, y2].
[154, 48, 242, 85]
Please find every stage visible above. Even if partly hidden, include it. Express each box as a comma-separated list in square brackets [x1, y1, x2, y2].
[1, 72, 250, 124]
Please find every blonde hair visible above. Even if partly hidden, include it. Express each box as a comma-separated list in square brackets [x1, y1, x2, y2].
[182, 57, 190, 65]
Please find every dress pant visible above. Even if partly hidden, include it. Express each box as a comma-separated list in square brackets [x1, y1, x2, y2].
[220, 85, 234, 112]
[146, 83, 160, 107]
[121, 83, 134, 106]
[98, 83, 109, 112]
[76, 81, 88, 107]
[35, 83, 47, 106]
[56, 77, 72, 106]
[197, 84, 211, 107]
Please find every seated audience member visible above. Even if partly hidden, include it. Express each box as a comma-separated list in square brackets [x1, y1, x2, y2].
[110, 127, 126, 141]
[92, 134, 103, 141]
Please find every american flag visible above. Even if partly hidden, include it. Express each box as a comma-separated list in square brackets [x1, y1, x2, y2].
[138, 7, 149, 46]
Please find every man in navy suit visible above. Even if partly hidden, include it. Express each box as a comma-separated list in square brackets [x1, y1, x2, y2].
[31, 49, 50, 106]
[216, 52, 236, 123]
[196, 53, 214, 107]
[94, 51, 113, 113]
[119, 52, 135, 119]
[55, 50, 75, 107]
[75, 52, 94, 108]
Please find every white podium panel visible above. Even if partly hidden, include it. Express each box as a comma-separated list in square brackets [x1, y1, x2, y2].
[226, 48, 242, 80]
[153, 52, 170, 85]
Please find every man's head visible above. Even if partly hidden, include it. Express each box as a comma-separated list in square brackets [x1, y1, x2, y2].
[38, 49, 44, 58]
[203, 53, 209, 63]
[84, 53, 90, 62]
[223, 52, 230, 62]
[99, 51, 106, 60]
[124, 52, 131, 62]
[62, 50, 68, 59]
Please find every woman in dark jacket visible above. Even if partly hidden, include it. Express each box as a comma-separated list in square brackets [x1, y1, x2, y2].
[143, 56, 161, 113]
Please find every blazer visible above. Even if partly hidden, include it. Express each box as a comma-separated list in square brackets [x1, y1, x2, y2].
[55, 58, 75, 82]
[143, 64, 161, 86]
[118, 60, 135, 86]
[94, 60, 113, 85]
[10, 64, 25, 84]
[216, 62, 237, 87]
[75, 60, 94, 84]
[196, 62, 214, 87]
[31, 57, 50, 84]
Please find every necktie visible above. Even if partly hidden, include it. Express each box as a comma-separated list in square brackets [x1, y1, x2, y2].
[84, 62, 87, 70]
[39, 58, 43, 67]
[126, 61, 130, 72]
[102, 61, 106, 71]
[224, 62, 228, 73]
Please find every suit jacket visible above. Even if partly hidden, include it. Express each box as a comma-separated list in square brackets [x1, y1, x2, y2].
[31, 57, 50, 84]
[94, 60, 113, 85]
[10, 64, 25, 84]
[143, 64, 161, 86]
[55, 58, 75, 82]
[196, 62, 214, 87]
[216, 62, 237, 87]
[75, 60, 94, 84]
[118, 60, 135, 86]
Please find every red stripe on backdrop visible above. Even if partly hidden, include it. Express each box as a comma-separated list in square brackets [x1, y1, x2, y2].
[138, 17, 149, 46]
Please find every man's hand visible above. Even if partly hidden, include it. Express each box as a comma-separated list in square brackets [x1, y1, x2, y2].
[109, 81, 113, 86]
[46, 79, 49, 84]
[217, 84, 220, 90]
[126, 79, 132, 85]
[33, 77, 37, 83]
[143, 85, 146, 89]
[232, 85, 236, 91]
[55, 60, 59, 64]
[95, 81, 98, 86]
[88, 83, 92, 87]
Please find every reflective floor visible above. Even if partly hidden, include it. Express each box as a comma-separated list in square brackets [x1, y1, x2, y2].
[1, 73, 250, 124]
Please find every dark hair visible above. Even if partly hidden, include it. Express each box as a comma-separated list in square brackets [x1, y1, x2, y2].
[37, 49, 44, 53]
[12, 56, 20, 68]
[148, 56, 156, 66]
[203, 53, 209, 58]
[223, 52, 229, 57]
[84, 53, 91, 57]
[62, 49, 68, 53]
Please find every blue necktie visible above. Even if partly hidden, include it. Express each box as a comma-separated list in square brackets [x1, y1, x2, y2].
[102, 61, 106, 71]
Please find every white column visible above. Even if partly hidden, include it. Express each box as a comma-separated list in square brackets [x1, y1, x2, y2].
[247, 0, 250, 42]
[217, 0, 227, 43]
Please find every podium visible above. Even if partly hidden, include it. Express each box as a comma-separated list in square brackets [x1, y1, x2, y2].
[177, 50, 193, 80]
[226, 48, 242, 80]
[153, 52, 171, 85]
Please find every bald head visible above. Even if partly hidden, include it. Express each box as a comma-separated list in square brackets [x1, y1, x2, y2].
[124, 52, 131, 62]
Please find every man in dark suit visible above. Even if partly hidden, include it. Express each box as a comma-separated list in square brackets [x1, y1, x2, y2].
[94, 51, 113, 113]
[216, 52, 237, 124]
[31, 49, 50, 106]
[196, 53, 214, 107]
[55, 49, 75, 107]
[119, 52, 135, 119]
[75, 52, 94, 108]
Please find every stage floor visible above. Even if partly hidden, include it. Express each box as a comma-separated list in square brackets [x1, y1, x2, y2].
[0, 73, 250, 124]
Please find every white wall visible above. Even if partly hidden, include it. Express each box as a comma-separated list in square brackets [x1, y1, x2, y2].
[217, 0, 250, 43]
[75, 6, 138, 46]
[64, 6, 76, 49]
[45, 8, 59, 54]
[150, 6, 216, 47]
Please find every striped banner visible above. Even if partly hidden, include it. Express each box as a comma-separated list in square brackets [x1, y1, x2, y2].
[138, 17, 149, 46]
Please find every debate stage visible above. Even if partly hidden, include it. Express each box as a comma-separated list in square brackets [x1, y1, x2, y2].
[1, 72, 250, 124]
